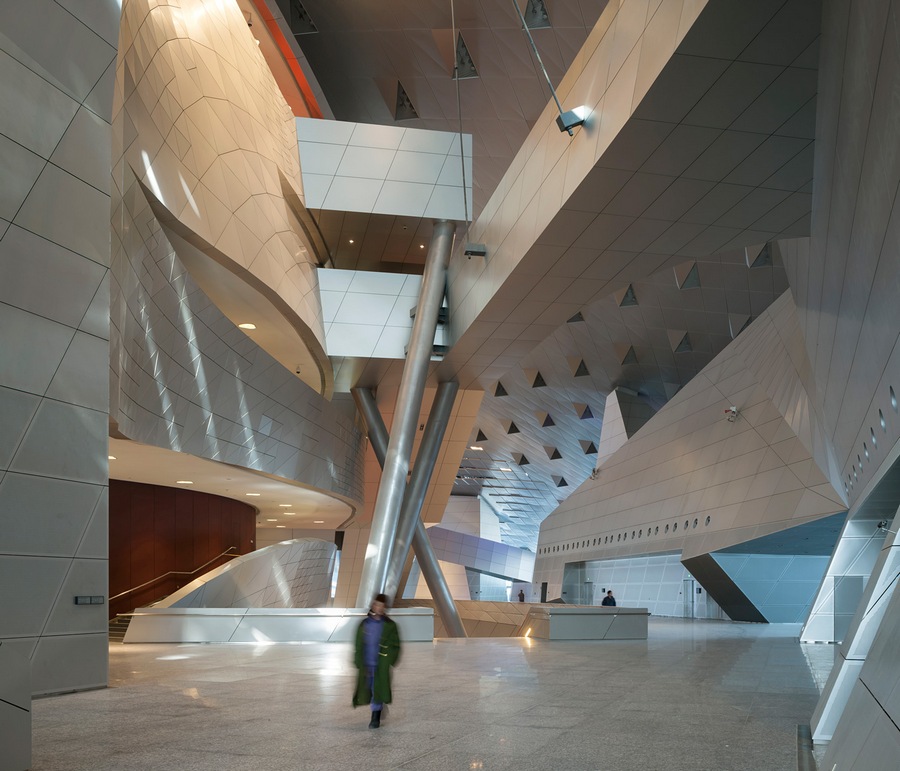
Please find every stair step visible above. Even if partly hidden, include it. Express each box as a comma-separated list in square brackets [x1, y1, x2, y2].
[108, 615, 133, 644]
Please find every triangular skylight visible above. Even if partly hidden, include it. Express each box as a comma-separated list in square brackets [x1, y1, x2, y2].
[745, 243, 773, 268]
[619, 285, 638, 307]
[675, 262, 701, 289]
[674, 333, 692, 353]
[524, 0, 551, 28]
[287, 0, 318, 35]
[454, 33, 478, 79]
[394, 81, 418, 120]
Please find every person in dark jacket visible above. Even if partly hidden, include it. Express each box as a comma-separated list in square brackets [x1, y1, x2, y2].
[353, 593, 401, 728]
[601, 590, 616, 606]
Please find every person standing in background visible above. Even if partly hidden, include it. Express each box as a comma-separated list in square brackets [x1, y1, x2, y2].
[517, 589, 525, 602]
[602, 590, 616, 606]
[353, 593, 401, 729]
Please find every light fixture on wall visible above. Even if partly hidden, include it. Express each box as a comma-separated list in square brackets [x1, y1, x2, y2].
[877, 521, 898, 535]
[510, 0, 588, 135]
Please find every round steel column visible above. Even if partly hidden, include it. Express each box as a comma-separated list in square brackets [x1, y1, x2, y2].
[352, 385, 467, 637]
[384, 380, 459, 599]
[354, 220, 455, 607]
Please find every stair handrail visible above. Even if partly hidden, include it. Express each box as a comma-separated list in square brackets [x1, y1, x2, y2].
[109, 547, 240, 602]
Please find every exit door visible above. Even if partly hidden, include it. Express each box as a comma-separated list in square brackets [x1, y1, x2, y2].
[583, 582, 594, 605]
[683, 578, 695, 618]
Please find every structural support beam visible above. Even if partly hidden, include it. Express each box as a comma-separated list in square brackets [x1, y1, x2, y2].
[385, 379, 459, 599]
[352, 386, 467, 637]
[355, 220, 455, 607]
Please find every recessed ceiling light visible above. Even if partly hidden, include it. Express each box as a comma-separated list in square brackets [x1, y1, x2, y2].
[499, 467, 512, 472]
[313, 520, 324, 524]
[276, 525, 286, 528]
[266, 518, 277, 522]
[238, 323, 256, 330]
[284, 512, 296, 516]
[469, 445, 483, 451]
[176, 480, 193, 485]
[419, 244, 424, 249]
[278, 504, 292, 507]
[349, 239, 354, 244]
[246, 493, 261, 496]
[108, 455, 117, 461]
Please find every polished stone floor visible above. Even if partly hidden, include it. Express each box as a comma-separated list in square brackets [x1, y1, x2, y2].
[31, 618, 833, 770]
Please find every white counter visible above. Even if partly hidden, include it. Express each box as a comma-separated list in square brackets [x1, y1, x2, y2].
[123, 606, 434, 644]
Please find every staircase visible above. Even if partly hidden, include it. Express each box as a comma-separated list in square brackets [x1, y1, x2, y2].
[108, 614, 132, 644]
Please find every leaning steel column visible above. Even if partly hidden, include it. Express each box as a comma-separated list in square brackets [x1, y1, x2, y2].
[384, 380, 458, 599]
[409, 519, 467, 638]
[352, 387, 467, 637]
[354, 220, 455, 608]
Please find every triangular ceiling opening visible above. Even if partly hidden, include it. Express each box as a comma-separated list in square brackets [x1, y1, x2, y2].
[453, 33, 478, 79]
[395, 81, 418, 120]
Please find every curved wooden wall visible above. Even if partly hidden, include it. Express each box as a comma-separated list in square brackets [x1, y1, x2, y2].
[109, 481, 255, 618]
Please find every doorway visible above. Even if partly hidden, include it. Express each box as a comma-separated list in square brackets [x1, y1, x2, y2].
[682, 578, 696, 618]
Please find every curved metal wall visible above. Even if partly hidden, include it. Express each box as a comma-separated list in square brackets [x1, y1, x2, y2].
[110, 0, 364, 511]
[113, 0, 331, 391]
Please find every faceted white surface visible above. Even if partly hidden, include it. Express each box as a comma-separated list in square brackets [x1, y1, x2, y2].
[160, 538, 337, 610]
[318, 268, 421, 359]
[0, 0, 115, 697]
[297, 118, 472, 220]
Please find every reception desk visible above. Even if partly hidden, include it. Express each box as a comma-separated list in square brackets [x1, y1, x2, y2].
[523, 606, 649, 640]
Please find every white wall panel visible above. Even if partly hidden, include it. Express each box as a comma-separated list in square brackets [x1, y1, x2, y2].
[783, 0, 900, 755]
[0, 0, 117, 696]
[297, 118, 472, 221]
[160, 538, 336, 610]
[535, 291, 845, 603]
[0, 474, 102, 557]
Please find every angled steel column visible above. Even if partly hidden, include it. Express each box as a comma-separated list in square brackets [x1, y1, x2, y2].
[354, 220, 455, 607]
[384, 380, 458, 598]
[352, 386, 467, 637]
[409, 518, 467, 638]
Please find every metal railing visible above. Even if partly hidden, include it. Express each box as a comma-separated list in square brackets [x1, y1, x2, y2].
[108, 547, 239, 602]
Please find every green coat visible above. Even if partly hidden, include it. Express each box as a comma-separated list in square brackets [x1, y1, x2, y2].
[352, 615, 401, 707]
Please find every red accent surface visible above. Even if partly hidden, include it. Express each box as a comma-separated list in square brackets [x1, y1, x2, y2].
[109, 480, 256, 618]
[251, 0, 323, 119]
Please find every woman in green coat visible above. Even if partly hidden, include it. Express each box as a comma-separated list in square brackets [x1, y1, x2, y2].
[353, 593, 401, 728]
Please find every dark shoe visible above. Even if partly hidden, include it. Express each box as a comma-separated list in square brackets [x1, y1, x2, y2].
[368, 709, 381, 729]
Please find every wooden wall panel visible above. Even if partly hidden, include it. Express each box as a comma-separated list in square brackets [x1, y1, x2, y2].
[109, 480, 255, 618]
